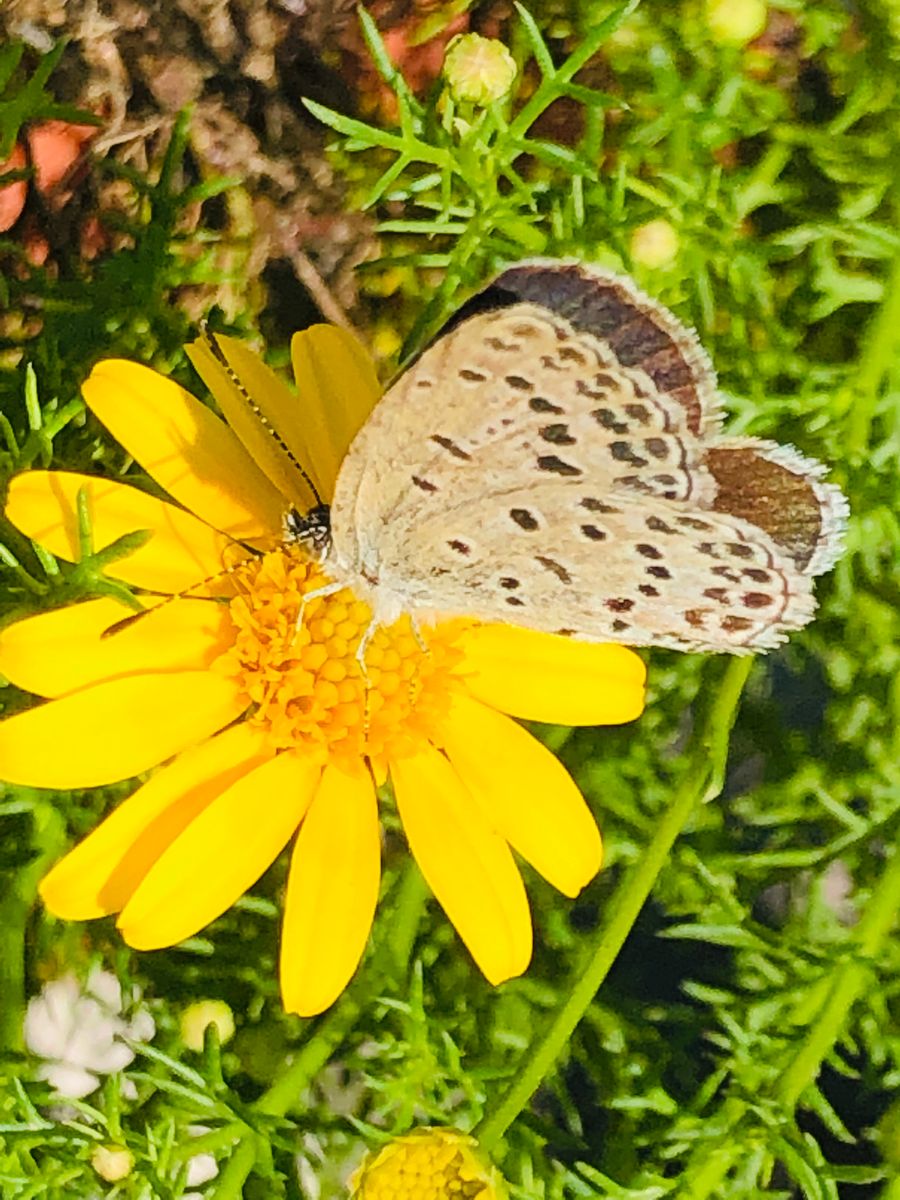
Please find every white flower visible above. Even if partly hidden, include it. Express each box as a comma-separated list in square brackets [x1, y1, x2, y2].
[296, 1132, 326, 1200]
[181, 1124, 220, 1197]
[185, 1152, 219, 1187]
[24, 967, 155, 1099]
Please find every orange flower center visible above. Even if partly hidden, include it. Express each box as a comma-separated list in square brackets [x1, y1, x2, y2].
[215, 548, 466, 768]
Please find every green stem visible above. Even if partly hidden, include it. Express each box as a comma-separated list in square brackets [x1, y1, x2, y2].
[845, 214, 900, 457]
[676, 1097, 748, 1198]
[386, 860, 429, 976]
[0, 797, 65, 1052]
[476, 657, 753, 1151]
[399, 213, 491, 363]
[209, 1134, 256, 1200]
[254, 994, 362, 1117]
[169, 1122, 245, 1166]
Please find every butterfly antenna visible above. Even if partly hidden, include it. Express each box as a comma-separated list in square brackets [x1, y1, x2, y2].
[200, 322, 324, 508]
[100, 543, 259, 638]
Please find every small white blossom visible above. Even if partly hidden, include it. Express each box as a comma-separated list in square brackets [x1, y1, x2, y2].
[181, 1124, 221, 1196]
[24, 968, 155, 1099]
[185, 1152, 219, 1187]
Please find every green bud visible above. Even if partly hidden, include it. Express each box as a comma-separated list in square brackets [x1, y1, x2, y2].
[444, 34, 517, 106]
[180, 999, 235, 1052]
[91, 1145, 134, 1182]
[630, 219, 680, 269]
[706, 0, 768, 46]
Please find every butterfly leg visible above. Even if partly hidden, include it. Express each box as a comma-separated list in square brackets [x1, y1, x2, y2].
[350, 616, 433, 747]
[405, 618, 431, 711]
[295, 579, 345, 635]
[410, 617, 429, 655]
[354, 617, 378, 682]
[353, 618, 380, 747]
[352, 616, 428, 675]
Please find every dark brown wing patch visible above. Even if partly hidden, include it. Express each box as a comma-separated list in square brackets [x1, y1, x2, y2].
[446, 261, 718, 436]
[703, 441, 848, 575]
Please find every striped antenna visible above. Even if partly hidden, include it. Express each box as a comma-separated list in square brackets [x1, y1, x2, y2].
[100, 544, 259, 639]
[201, 322, 324, 508]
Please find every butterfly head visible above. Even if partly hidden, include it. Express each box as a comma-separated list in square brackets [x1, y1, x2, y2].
[282, 503, 332, 559]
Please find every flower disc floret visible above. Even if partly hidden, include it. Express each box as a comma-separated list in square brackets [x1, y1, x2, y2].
[351, 1129, 505, 1200]
[218, 548, 465, 765]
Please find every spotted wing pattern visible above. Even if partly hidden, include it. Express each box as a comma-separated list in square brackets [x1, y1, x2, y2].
[329, 261, 847, 652]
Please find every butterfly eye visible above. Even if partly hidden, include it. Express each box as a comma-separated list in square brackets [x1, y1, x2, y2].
[283, 504, 332, 558]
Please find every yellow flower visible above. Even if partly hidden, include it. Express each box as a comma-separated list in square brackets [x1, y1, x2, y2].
[350, 1128, 504, 1200]
[0, 326, 646, 1016]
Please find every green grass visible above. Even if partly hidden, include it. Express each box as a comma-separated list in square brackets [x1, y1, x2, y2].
[2, 2, 900, 1197]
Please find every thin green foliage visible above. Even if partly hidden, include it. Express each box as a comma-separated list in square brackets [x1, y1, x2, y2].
[2, 2, 900, 1198]
[306, 2, 634, 360]
[0, 42, 101, 160]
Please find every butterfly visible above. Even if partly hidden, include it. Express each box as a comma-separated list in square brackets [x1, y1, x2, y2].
[281, 259, 847, 653]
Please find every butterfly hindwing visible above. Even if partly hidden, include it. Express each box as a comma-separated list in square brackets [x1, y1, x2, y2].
[362, 479, 818, 652]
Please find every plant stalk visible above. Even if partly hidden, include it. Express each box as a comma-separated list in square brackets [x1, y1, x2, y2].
[476, 656, 753, 1150]
[845, 212, 900, 457]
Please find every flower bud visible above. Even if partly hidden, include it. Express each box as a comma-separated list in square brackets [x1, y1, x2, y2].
[706, 0, 768, 46]
[443, 34, 517, 106]
[91, 1144, 134, 1182]
[180, 999, 235, 1052]
[350, 1128, 506, 1200]
[630, 218, 680, 269]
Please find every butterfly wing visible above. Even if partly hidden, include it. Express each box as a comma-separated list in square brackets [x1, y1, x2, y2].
[332, 264, 718, 570]
[372, 478, 820, 652]
[329, 261, 846, 652]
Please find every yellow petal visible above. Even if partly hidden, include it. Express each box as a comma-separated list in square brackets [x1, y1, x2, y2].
[439, 693, 602, 897]
[40, 724, 272, 919]
[83, 359, 285, 541]
[390, 743, 531, 985]
[119, 750, 320, 949]
[0, 597, 233, 698]
[186, 336, 318, 513]
[0, 671, 247, 788]
[6, 471, 239, 593]
[458, 624, 647, 725]
[290, 325, 382, 499]
[280, 760, 380, 1017]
